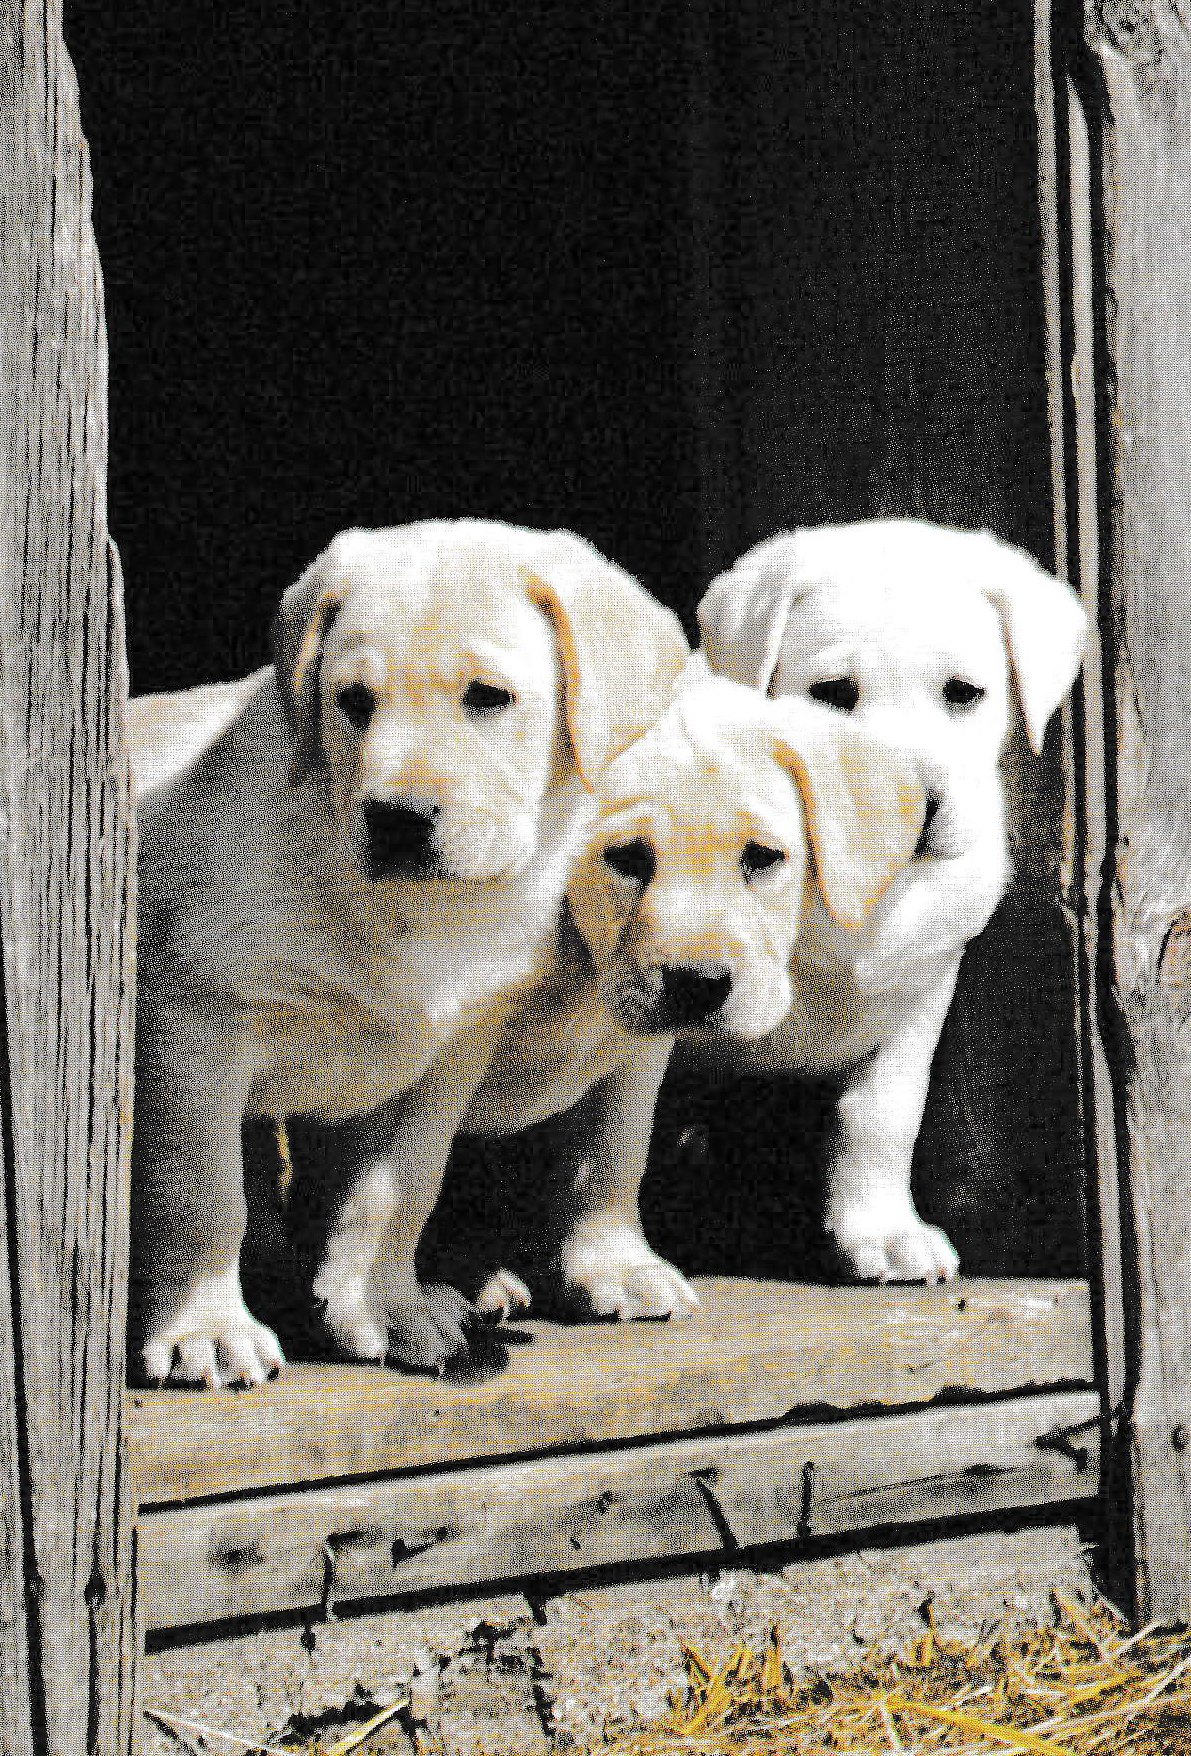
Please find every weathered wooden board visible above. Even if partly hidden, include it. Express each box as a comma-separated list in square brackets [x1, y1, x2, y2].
[130, 1278, 1093, 1505]
[0, 3, 138, 1752]
[1035, 0, 1126, 1411]
[139, 1388, 1099, 1632]
[1079, 1, 1191, 1622]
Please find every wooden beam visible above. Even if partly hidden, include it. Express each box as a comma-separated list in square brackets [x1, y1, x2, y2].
[0, 5, 138, 1751]
[1078, 0, 1191, 1621]
[1036, 0, 1133, 1623]
[129, 1277, 1094, 1505]
[138, 1388, 1099, 1633]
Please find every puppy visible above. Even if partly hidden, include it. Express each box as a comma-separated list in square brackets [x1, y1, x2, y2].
[451, 671, 925, 1322]
[129, 519, 688, 1385]
[695, 519, 1087, 1283]
[130, 674, 260, 801]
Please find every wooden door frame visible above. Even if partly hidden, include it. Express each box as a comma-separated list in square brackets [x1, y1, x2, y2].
[1040, 0, 1191, 1622]
[0, 2, 138, 1752]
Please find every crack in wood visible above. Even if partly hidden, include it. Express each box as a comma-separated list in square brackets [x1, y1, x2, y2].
[392, 1527, 452, 1568]
[1036, 1418, 1099, 1470]
[817, 1463, 1018, 1507]
[798, 1460, 815, 1541]
[319, 1527, 386, 1621]
[1157, 912, 1191, 987]
[690, 1466, 738, 1551]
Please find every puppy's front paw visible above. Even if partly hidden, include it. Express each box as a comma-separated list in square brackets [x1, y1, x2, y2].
[320, 1272, 478, 1374]
[383, 1280, 478, 1372]
[826, 1200, 959, 1284]
[556, 1222, 700, 1321]
[138, 1267, 285, 1388]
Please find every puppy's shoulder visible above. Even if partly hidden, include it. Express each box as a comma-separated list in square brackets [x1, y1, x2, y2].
[136, 671, 297, 937]
[139, 671, 286, 811]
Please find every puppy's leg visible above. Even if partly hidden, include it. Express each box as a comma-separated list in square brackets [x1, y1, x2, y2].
[314, 1023, 497, 1373]
[543, 1037, 699, 1321]
[131, 1005, 283, 1387]
[824, 963, 961, 1283]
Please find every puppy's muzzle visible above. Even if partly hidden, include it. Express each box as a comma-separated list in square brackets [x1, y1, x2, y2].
[650, 961, 734, 1028]
[363, 797, 441, 879]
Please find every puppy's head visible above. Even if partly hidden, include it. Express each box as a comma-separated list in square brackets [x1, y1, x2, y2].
[272, 522, 688, 884]
[565, 676, 926, 1039]
[697, 520, 1086, 859]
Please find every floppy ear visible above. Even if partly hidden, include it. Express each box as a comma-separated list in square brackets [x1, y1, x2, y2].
[525, 541, 690, 786]
[696, 533, 802, 690]
[974, 534, 1087, 753]
[771, 701, 927, 930]
[270, 555, 348, 786]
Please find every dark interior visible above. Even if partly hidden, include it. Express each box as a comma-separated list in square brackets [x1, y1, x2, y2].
[66, 1, 1083, 1315]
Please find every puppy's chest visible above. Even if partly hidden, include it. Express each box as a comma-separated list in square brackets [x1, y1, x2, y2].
[250, 914, 538, 1122]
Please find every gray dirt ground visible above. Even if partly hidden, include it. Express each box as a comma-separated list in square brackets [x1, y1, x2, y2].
[141, 1517, 1100, 1754]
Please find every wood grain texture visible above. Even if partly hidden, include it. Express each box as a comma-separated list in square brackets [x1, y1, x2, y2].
[129, 1277, 1093, 1505]
[0, 4, 138, 1751]
[1081, 0, 1191, 1621]
[139, 1388, 1100, 1632]
[1036, 0, 1127, 1410]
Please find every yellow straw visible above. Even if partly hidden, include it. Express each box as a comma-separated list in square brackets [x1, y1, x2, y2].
[885, 1693, 1075, 1756]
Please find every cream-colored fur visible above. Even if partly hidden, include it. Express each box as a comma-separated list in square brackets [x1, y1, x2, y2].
[129, 519, 688, 1385]
[695, 519, 1087, 1282]
[456, 672, 925, 1321]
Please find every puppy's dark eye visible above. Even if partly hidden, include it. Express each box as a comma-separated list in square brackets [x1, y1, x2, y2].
[942, 677, 986, 711]
[463, 680, 515, 713]
[808, 676, 860, 713]
[741, 841, 786, 879]
[603, 839, 656, 886]
[336, 682, 376, 731]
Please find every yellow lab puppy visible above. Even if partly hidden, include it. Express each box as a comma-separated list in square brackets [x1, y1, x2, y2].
[447, 672, 926, 1321]
[129, 520, 688, 1384]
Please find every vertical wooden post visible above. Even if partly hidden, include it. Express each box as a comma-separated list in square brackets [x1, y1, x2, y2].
[1037, 0, 1129, 1432]
[1073, 0, 1191, 1621]
[0, 3, 138, 1751]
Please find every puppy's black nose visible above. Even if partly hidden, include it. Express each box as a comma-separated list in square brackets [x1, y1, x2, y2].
[658, 963, 733, 1026]
[363, 798, 440, 877]
[915, 792, 941, 858]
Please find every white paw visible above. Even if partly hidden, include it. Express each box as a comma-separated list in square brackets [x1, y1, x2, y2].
[139, 1266, 285, 1388]
[557, 1222, 700, 1321]
[474, 1267, 533, 1319]
[827, 1200, 960, 1284]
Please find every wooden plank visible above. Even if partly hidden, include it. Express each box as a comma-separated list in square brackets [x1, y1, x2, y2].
[0, 5, 138, 1752]
[1080, 2, 1191, 1623]
[138, 1388, 1100, 1633]
[129, 1277, 1093, 1505]
[1035, 0, 1127, 1412]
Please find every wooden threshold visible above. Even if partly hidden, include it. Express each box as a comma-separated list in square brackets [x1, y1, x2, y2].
[130, 1277, 1098, 1633]
[130, 1277, 1094, 1505]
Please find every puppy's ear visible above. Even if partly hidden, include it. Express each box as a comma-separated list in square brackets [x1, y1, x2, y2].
[696, 534, 802, 690]
[271, 555, 348, 786]
[975, 535, 1087, 753]
[772, 702, 927, 930]
[525, 541, 690, 786]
